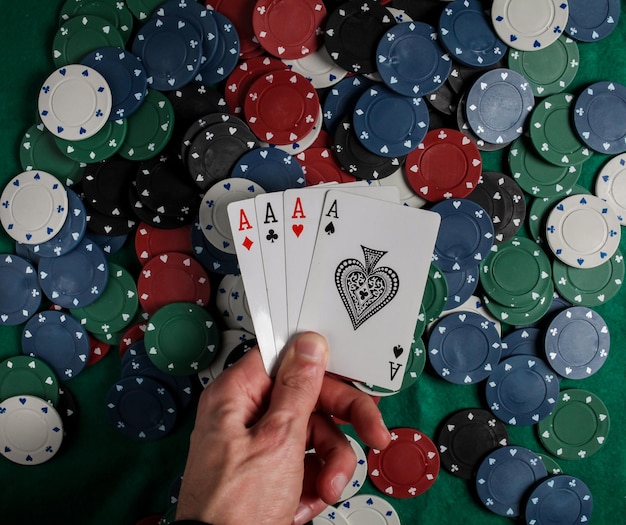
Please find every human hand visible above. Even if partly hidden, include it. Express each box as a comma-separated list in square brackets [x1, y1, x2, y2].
[175, 331, 391, 525]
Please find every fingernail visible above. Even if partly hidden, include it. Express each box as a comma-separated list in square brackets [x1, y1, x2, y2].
[295, 333, 327, 363]
[294, 503, 313, 524]
[331, 473, 349, 499]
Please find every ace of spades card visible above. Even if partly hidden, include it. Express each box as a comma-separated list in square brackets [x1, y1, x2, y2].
[296, 190, 441, 390]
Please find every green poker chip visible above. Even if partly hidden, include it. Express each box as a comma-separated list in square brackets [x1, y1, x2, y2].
[52, 14, 125, 68]
[144, 302, 220, 376]
[0, 355, 60, 407]
[55, 119, 127, 163]
[527, 185, 589, 243]
[529, 93, 593, 167]
[538, 388, 610, 460]
[59, 0, 134, 44]
[423, 263, 448, 324]
[535, 452, 563, 475]
[19, 123, 84, 187]
[483, 281, 555, 326]
[71, 263, 138, 339]
[480, 237, 552, 308]
[508, 136, 582, 198]
[553, 249, 624, 307]
[119, 89, 175, 161]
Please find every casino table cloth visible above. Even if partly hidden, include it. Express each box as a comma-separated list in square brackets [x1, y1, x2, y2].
[1, 1, 626, 524]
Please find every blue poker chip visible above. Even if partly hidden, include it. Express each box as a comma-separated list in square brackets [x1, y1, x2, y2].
[81, 47, 147, 120]
[132, 14, 203, 91]
[105, 375, 178, 441]
[466, 68, 535, 145]
[323, 76, 375, 136]
[191, 219, 240, 276]
[89, 232, 128, 256]
[195, 10, 240, 84]
[485, 355, 559, 426]
[0, 254, 42, 326]
[565, 0, 620, 42]
[428, 311, 502, 385]
[475, 445, 548, 518]
[525, 475, 593, 525]
[21, 310, 90, 380]
[231, 147, 305, 192]
[430, 199, 494, 272]
[544, 306, 610, 379]
[573, 81, 626, 154]
[38, 236, 109, 308]
[25, 188, 86, 259]
[352, 85, 429, 158]
[376, 21, 452, 97]
[438, 0, 507, 68]
[442, 265, 478, 310]
[500, 327, 544, 359]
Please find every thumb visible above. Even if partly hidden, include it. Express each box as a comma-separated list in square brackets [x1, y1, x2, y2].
[267, 332, 328, 427]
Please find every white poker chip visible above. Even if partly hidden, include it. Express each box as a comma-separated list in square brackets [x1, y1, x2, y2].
[216, 274, 255, 333]
[595, 153, 626, 225]
[338, 436, 368, 502]
[282, 46, 348, 89]
[546, 194, 621, 269]
[198, 178, 265, 255]
[0, 170, 69, 245]
[198, 329, 255, 388]
[371, 166, 427, 208]
[38, 64, 112, 140]
[0, 395, 64, 465]
[338, 494, 401, 525]
[312, 505, 349, 525]
[491, 0, 570, 52]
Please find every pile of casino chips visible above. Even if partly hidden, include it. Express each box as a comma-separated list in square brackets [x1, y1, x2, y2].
[0, 0, 625, 524]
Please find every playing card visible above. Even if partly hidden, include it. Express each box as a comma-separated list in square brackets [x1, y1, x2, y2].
[296, 190, 440, 390]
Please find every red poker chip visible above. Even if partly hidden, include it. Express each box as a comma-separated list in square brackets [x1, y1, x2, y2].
[137, 252, 211, 315]
[367, 427, 440, 499]
[224, 56, 290, 115]
[252, 0, 326, 59]
[310, 128, 333, 149]
[206, 0, 262, 58]
[244, 69, 320, 145]
[405, 128, 482, 202]
[296, 147, 355, 186]
[119, 321, 148, 358]
[87, 335, 111, 366]
[134, 222, 194, 265]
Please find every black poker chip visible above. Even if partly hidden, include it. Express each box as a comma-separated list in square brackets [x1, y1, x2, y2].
[180, 112, 242, 168]
[128, 182, 190, 230]
[447, 59, 507, 96]
[85, 199, 138, 236]
[436, 408, 509, 480]
[426, 81, 458, 116]
[224, 338, 257, 370]
[391, 0, 446, 26]
[466, 171, 526, 244]
[332, 114, 404, 180]
[82, 156, 138, 217]
[57, 385, 78, 445]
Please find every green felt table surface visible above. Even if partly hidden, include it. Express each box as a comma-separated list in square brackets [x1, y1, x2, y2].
[1, 1, 626, 524]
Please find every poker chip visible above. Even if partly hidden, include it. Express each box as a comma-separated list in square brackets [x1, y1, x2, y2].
[252, 0, 326, 59]
[21, 310, 90, 380]
[501, 327, 544, 359]
[197, 329, 255, 387]
[87, 335, 111, 366]
[466, 68, 535, 146]
[508, 137, 581, 199]
[456, 90, 511, 153]
[475, 445, 548, 517]
[538, 388, 610, 460]
[565, 0, 620, 42]
[430, 199, 494, 272]
[231, 147, 306, 192]
[324, 0, 396, 74]
[70, 263, 138, 339]
[191, 219, 240, 276]
[55, 118, 127, 164]
[405, 128, 481, 201]
[263, 105, 323, 155]
[144, 302, 219, 376]
[529, 93, 592, 168]
[336, 435, 368, 502]
[525, 474, 593, 525]
[0, 356, 60, 407]
[425, 82, 457, 117]
[0, 395, 64, 465]
[480, 236, 552, 308]
[483, 279, 556, 326]
[322, 75, 375, 137]
[194, 10, 241, 84]
[436, 408, 509, 480]
[595, 153, 626, 224]
[59, 0, 133, 43]
[105, 375, 178, 441]
[573, 81, 626, 155]
[552, 250, 624, 307]
[367, 427, 439, 498]
[338, 495, 401, 525]
[442, 266, 478, 310]
[56, 385, 78, 441]
[134, 223, 193, 264]
[377, 21, 451, 97]
[296, 147, 355, 186]
[311, 506, 349, 525]
[119, 321, 148, 358]
[507, 35, 579, 98]
[181, 112, 239, 165]
[125, 0, 163, 21]
[207, 0, 260, 59]
[128, 181, 190, 230]
[428, 311, 502, 385]
[485, 355, 559, 426]
[137, 252, 211, 315]
[81, 47, 147, 120]
[0, 254, 42, 326]
[38, 236, 108, 309]
[81, 156, 135, 217]
[119, 89, 175, 161]
[372, 165, 427, 208]
[491, 0, 569, 51]
[199, 178, 265, 254]
[438, 1, 506, 69]
[216, 274, 255, 333]
[422, 263, 448, 324]
[544, 306, 610, 379]
[545, 194, 621, 269]
[442, 295, 502, 336]
[536, 452, 563, 476]
[52, 14, 125, 67]
[85, 201, 138, 237]
[282, 45, 348, 89]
